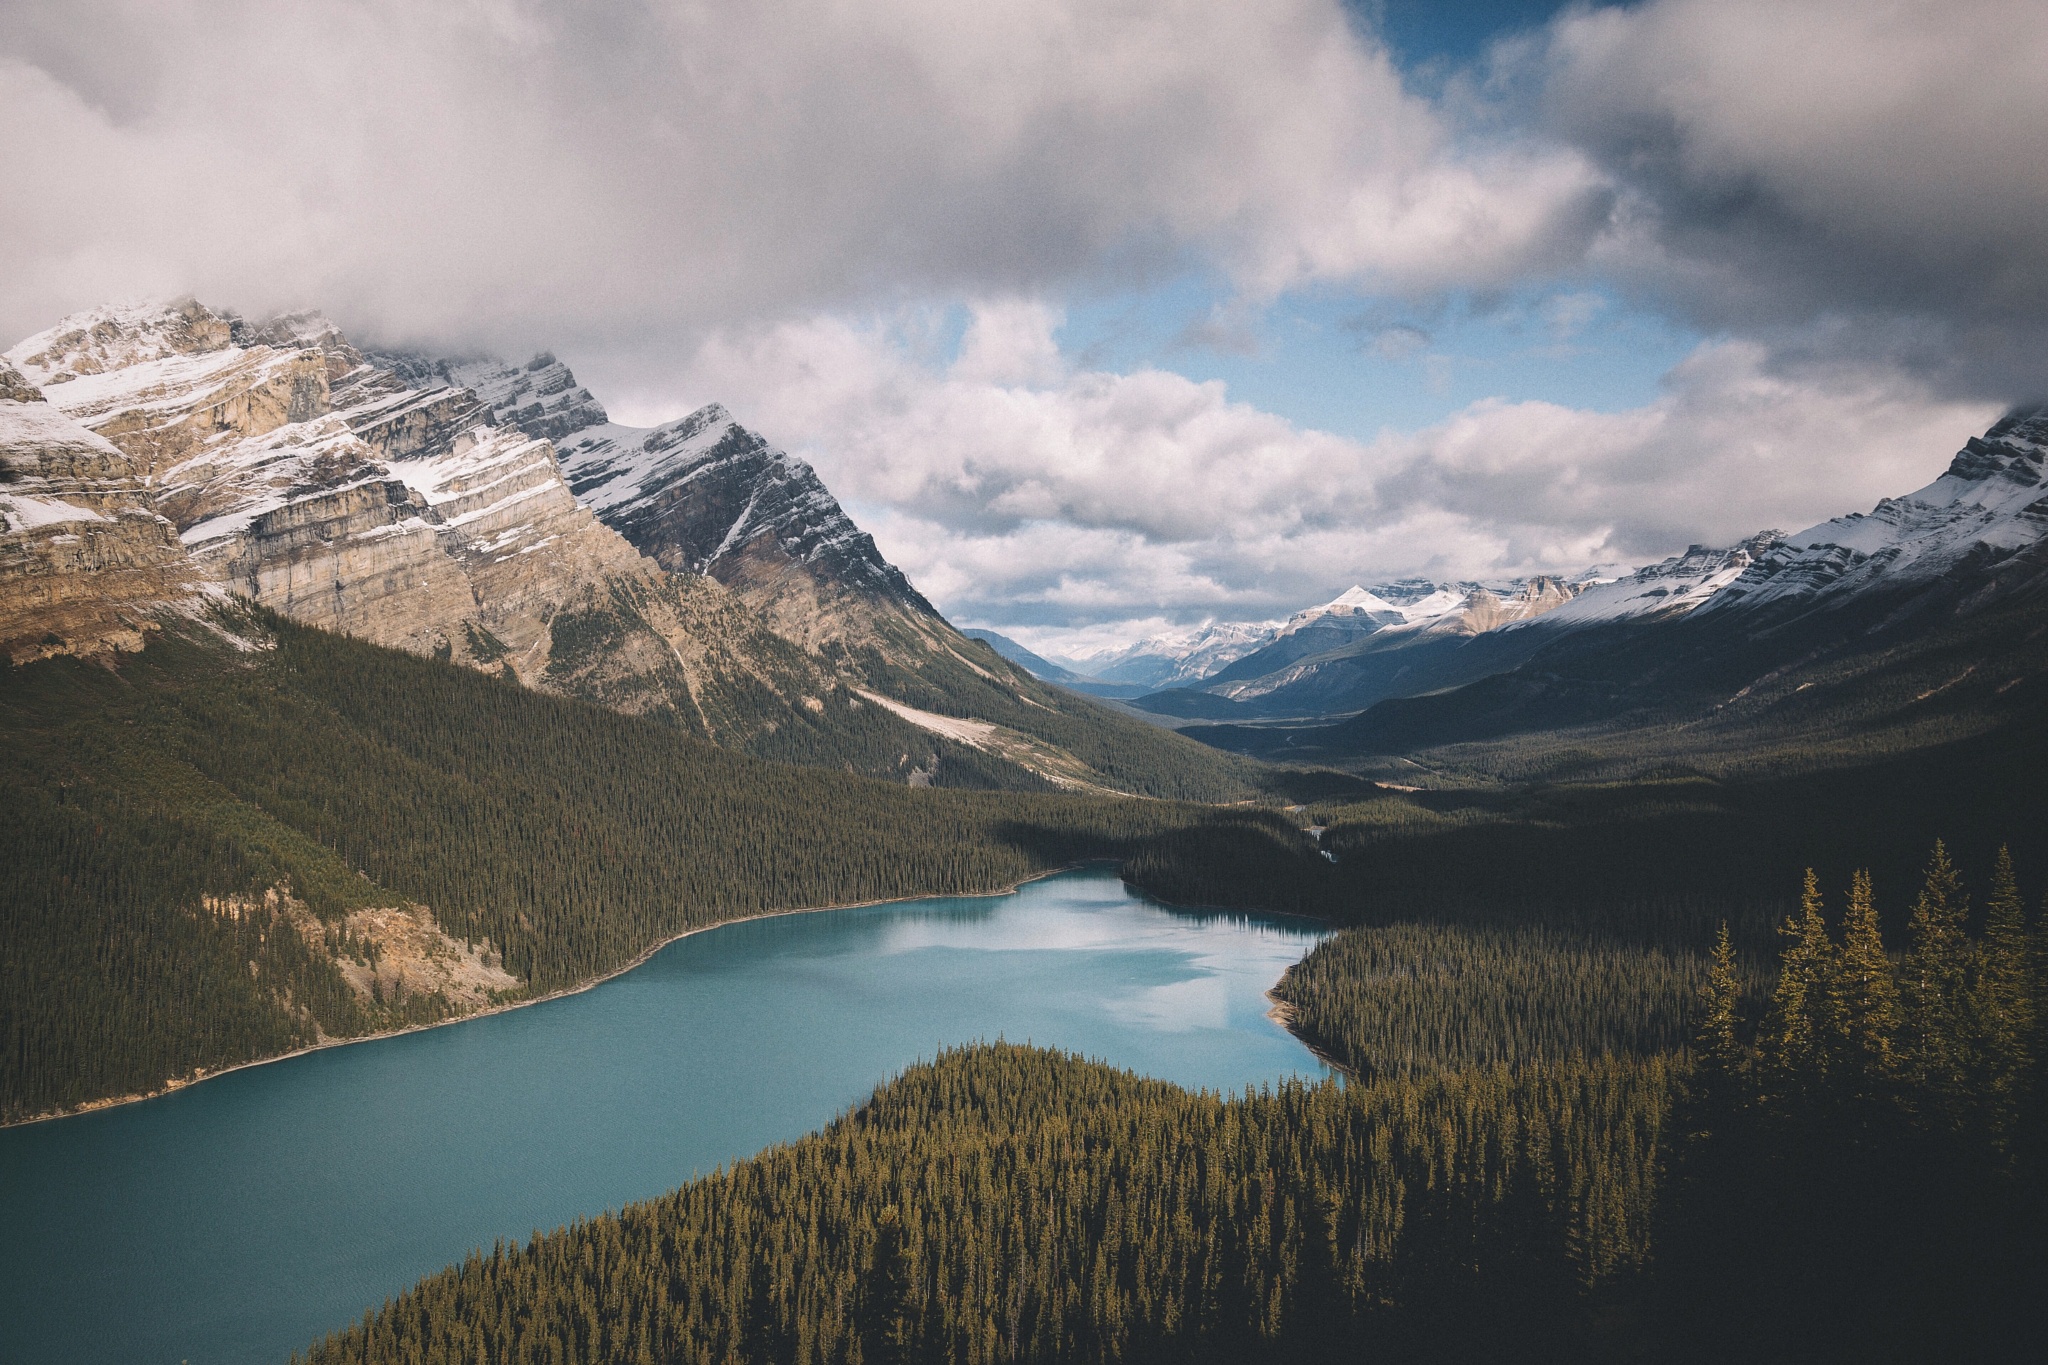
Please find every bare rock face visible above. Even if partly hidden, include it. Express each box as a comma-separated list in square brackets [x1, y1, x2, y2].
[414, 353, 981, 679]
[0, 365, 199, 662]
[1427, 577, 1579, 637]
[2, 299, 851, 742]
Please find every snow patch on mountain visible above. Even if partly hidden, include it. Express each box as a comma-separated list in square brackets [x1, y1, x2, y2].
[1702, 407, 2048, 613]
[1527, 535, 1786, 629]
[1072, 618, 1283, 689]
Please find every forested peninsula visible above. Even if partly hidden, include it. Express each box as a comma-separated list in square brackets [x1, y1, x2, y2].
[302, 844, 2047, 1364]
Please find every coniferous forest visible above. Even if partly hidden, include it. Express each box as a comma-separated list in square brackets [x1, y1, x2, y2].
[0, 614, 1243, 1122]
[301, 845, 2048, 1365]
[7, 612, 2046, 1362]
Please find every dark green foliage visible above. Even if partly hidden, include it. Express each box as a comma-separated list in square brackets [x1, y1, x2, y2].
[1123, 738, 2048, 963]
[1272, 923, 1710, 1077]
[0, 615, 1221, 1122]
[1661, 849, 2048, 1362]
[300, 1043, 1672, 1365]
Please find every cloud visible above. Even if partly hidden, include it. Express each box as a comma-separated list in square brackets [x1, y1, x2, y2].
[0, 0, 1605, 355]
[1522, 0, 2048, 397]
[3, 0, 2031, 646]
[667, 300, 1997, 636]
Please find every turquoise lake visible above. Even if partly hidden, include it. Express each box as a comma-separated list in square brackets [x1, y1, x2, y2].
[0, 868, 1329, 1364]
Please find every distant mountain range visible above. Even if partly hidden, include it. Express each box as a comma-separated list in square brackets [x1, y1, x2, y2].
[0, 298, 1248, 800]
[977, 574, 1595, 719]
[961, 405, 2043, 755]
[959, 628, 1092, 685]
[1184, 406, 2048, 766]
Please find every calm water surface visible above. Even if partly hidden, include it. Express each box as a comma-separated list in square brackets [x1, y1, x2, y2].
[1, 868, 1327, 1365]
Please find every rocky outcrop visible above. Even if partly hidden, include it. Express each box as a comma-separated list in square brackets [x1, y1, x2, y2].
[5, 300, 1237, 798]
[410, 353, 949, 660]
[0, 365, 199, 662]
[2, 300, 844, 735]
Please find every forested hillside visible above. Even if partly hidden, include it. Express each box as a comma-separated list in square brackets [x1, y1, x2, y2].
[1, 609, 1256, 1123]
[302, 1043, 1673, 1365]
[302, 845, 2047, 1364]
[1123, 691, 2048, 954]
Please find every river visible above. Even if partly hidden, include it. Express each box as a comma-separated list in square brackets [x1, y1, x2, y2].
[0, 867, 1329, 1364]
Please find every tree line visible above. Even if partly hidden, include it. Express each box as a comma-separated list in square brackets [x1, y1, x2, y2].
[1, 616, 1255, 1122]
[299, 1043, 1671, 1365]
[1659, 842, 2047, 1360]
[296, 842, 2046, 1363]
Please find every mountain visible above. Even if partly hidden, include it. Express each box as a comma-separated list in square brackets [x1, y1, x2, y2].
[1, 300, 856, 746]
[1133, 576, 1581, 720]
[1201, 407, 2048, 769]
[0, 358, 200, 662]
[960, 628, 1092, 684]
[364, 343, 1253, 797]
[1069, 619, 1281, 690]
[1, 299, 1254, 799]
[407, 353, 942, 657]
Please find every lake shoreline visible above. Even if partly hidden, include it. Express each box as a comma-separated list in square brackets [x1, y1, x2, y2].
[6, 860, 1114, 1130]
[1094, 884, 1340, 1073]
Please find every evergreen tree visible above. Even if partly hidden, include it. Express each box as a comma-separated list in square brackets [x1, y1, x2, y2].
[1971, 846, 2032, 1141]
[1901, 840, 1973, 1108]
[1824, 870, 1900, 1089]
[1700, 923, 1745, 1082]
[1765, 870, 1836, 1087]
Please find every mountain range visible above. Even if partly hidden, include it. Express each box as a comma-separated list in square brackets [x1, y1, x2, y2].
[0, 298, 1248, 800]
[1175, 407, 2048, 770]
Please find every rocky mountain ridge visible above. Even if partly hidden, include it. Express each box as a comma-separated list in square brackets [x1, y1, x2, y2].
[1, 298, 1251, 799]
[1, 299, 824, 736]
[1179, 406, 2048, 763]
[1122, 411, 2048, 728]
[380, 351, 943, 660]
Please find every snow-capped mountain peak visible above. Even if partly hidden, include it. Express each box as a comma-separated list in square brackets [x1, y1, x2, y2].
[1074, 619, 1283, 689]
[1283, 585, 1406, 632]
[1530, 534, 1786, 629]
[1699, 406, 2048, 616]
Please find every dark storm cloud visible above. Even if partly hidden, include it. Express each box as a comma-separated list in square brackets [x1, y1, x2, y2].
[1525, 0, 2048, 399]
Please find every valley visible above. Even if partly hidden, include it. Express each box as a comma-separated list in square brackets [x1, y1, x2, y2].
[5, 301, 2046, 1364]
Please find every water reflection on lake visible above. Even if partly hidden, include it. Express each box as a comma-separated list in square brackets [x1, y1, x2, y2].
[0, 867, 1328, 1365]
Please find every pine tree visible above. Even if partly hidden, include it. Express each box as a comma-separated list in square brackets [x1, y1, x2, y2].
[1701, 922, 1744, 1072]
[1681, 922, 1751, 1150]
[1971, 847, 2033, 1141]
[1901, 840, 1973, 1112]
[1825, 870, 1900, 1090]
[1766, 870, 1836, 1088]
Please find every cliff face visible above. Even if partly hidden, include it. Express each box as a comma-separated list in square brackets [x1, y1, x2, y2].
[4, 300, 1250, 798]
[422, 355, 950, 664]
[0, 364, 199, 662]
[0, 301, 838, 738]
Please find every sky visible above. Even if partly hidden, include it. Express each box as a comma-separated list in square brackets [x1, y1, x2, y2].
[2, 0, 2042, 657]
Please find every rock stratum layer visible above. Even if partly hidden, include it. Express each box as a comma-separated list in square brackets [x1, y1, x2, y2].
[3, 299, 1246, 798]
[389, 351, 953, 666]
[0, 301, 880, 740]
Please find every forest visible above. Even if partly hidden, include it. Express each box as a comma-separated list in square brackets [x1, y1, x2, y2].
[299, 844, 2047, 1364]
[7, 608, 2044, 1360]
[0, 612, 1265, 1122]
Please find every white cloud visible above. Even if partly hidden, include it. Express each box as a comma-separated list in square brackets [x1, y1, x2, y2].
[664, 301, 1997, 637]
[2, 0, 2031, 651]
[0, 0, 1604, 356]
